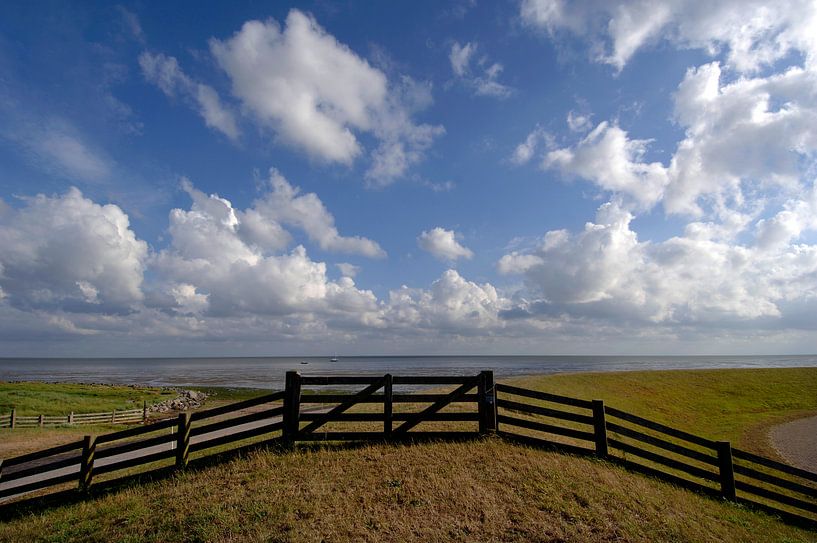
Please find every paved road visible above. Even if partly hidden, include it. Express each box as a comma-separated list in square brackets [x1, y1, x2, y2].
[0, 407, 306, 503]
[769, 414, 817, 474]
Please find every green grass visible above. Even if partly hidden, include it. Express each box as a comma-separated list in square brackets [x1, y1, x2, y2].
[505, 367, 817, 456]
[1, 439, 814, 543]
[0, 382, 178, 417]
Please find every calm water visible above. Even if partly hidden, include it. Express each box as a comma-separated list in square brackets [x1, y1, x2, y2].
[1, 355, 816, 389]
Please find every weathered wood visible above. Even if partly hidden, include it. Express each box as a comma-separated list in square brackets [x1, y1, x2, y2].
[496, 414, 595, 441]
[605, 422, 718, 466]
[94, 417, 177, 444]
[732, 446, 817, 483]
[608, 439, 719, 482]
[393, 381, 476, 434]
[2, 439, 84, 467]
[190, 390, 285, 422]
[384, 373, 393, 437]
[496, 399, 595, 425]
[111, 410, 116, 424]
[497, 431, 595, 457]
[496, 384, 594, 409]
[143, 401, 147, 424]
[605, 406, 716, 448]
[190, 406, 284, 438]
[175, 413, 191, 469]
[93, 448, 176, 476]
[478, 370, 496, 434]
[735, 480, 817, 513]
[733, 463, 816, 497]
[717, 441, 736, 500]
[0, 472, 79, 500]
[299, 376, 382, 385]
[607, 456, 720, 499]
[392, 375, 479, 385]
[188, 421, 284, 453]
[1, 455, 82, 483]
[299, 393, 479, 403]
[592, 400, 608, 458]
[10, 408, 15, 429]
[38, 414, 44, 428]
[300, 378, 385, 434]
[95, 433, 176, 460]
[79, 435, 96, 491]
[282, 371, 301, 446]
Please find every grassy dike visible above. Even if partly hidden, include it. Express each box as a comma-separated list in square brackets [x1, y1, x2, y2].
[1, 368, 815, 542]
[505, 367, 817, 458]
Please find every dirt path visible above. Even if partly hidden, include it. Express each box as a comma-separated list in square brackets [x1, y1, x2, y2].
[769, 414, 817, 473]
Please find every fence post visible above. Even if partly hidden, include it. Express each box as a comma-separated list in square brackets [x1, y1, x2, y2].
[10, 408, 15, 429]
[384, 373, 393, 438]
[592, 400, 608, 458]
[717, 441, 736, 500]
[38, 414, 44, 428]
[143, 401, 148, 424]
[69, 411, 74, 424]
[176, 412, 191, 469]
[79, 435, 96, 491]
[478, 370, 496, 434]
[111, 410, 116, 424]
[283, 371, 301, 447]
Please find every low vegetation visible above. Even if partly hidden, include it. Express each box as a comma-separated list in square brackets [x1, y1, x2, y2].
[2, 438, 814, 543]
[507, 367, 817, 457]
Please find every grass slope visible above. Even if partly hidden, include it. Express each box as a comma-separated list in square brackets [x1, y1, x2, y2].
[1, 439, 814, 543]
[506, 367, 817, 457]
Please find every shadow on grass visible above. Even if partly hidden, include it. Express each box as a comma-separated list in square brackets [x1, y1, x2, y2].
[0, 433, 482, 522]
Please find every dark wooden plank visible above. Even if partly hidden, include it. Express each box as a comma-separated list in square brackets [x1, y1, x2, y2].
[0, 472, 78, 499]
[393, 382, 476, 434]
[189, 406, 284, 437]
[384, 373, 393, 437]
[717, 441, 736, 500]
[299, 393, 479, 403]
[496, 384, 594, 409]
[95, 432, 176, 460]
[497, 399, 594, 425]
[734, 464, 817, 497]
[392, 376, 479, 385]
[735, 480, 817, 513]
[608, 439, 719, 482]
[300, 412, 384, 422]
[496, 414, 595, 441]
[606, 422, 718, 466]
[0, 455, 81, 482]
[300, 378, 385, 434]
[604, 406, 716, 448]
[93, 448, 176, 476]
[188, 421, 284, 453]
[497, 431, 595, 457]
[393, 412, 479, 422]
[2, 440, 84, 468]
[732, 447, 817, 483]
[733, 496, 817, 530]
[295, 431, 477, 442]
[190, 391, 285, 422]
[300, 376, 383, 385]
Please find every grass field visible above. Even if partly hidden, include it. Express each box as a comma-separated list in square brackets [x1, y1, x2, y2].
[505, 367, 817, 457]
[1, 368, 815, 542]
[1, 438, 814, 543]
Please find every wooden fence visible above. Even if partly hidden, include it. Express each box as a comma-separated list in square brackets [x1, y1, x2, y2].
[0, 405, 146, 428]
[0, 371, 814, 528]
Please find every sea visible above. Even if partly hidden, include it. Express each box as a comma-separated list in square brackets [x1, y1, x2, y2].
[1, 355, 816, 390]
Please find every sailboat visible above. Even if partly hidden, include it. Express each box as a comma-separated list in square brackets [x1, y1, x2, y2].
[329, 354, 339, 362]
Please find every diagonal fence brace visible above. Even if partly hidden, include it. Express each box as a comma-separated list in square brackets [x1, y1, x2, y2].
[392, 380, 477, 435]
[300, 378, 386, 434]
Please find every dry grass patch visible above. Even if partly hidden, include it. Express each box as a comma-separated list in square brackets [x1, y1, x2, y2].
[1, 438, 814, 543]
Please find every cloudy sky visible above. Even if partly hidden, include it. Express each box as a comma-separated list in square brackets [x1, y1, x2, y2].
[1, 1, 816, 357]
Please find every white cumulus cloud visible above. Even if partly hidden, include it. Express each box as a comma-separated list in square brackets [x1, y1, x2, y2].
[418, 227, 474, 262]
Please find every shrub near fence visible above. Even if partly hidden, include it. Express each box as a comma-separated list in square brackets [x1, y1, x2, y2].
[0, 371, 814, 529]
[1, 406, 146, 428]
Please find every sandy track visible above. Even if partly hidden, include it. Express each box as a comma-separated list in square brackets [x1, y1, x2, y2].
[769, 414, 817, 473]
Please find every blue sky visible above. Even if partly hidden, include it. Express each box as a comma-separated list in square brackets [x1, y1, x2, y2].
[1, 1, 816, 356]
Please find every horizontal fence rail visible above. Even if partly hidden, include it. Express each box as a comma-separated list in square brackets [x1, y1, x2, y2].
[1, 372, 814, 529]
[1, 407, 146, 429]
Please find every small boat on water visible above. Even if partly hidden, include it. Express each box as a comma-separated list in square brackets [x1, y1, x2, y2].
[300, 361, 309, 365]
[329, 355, 339, 362]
